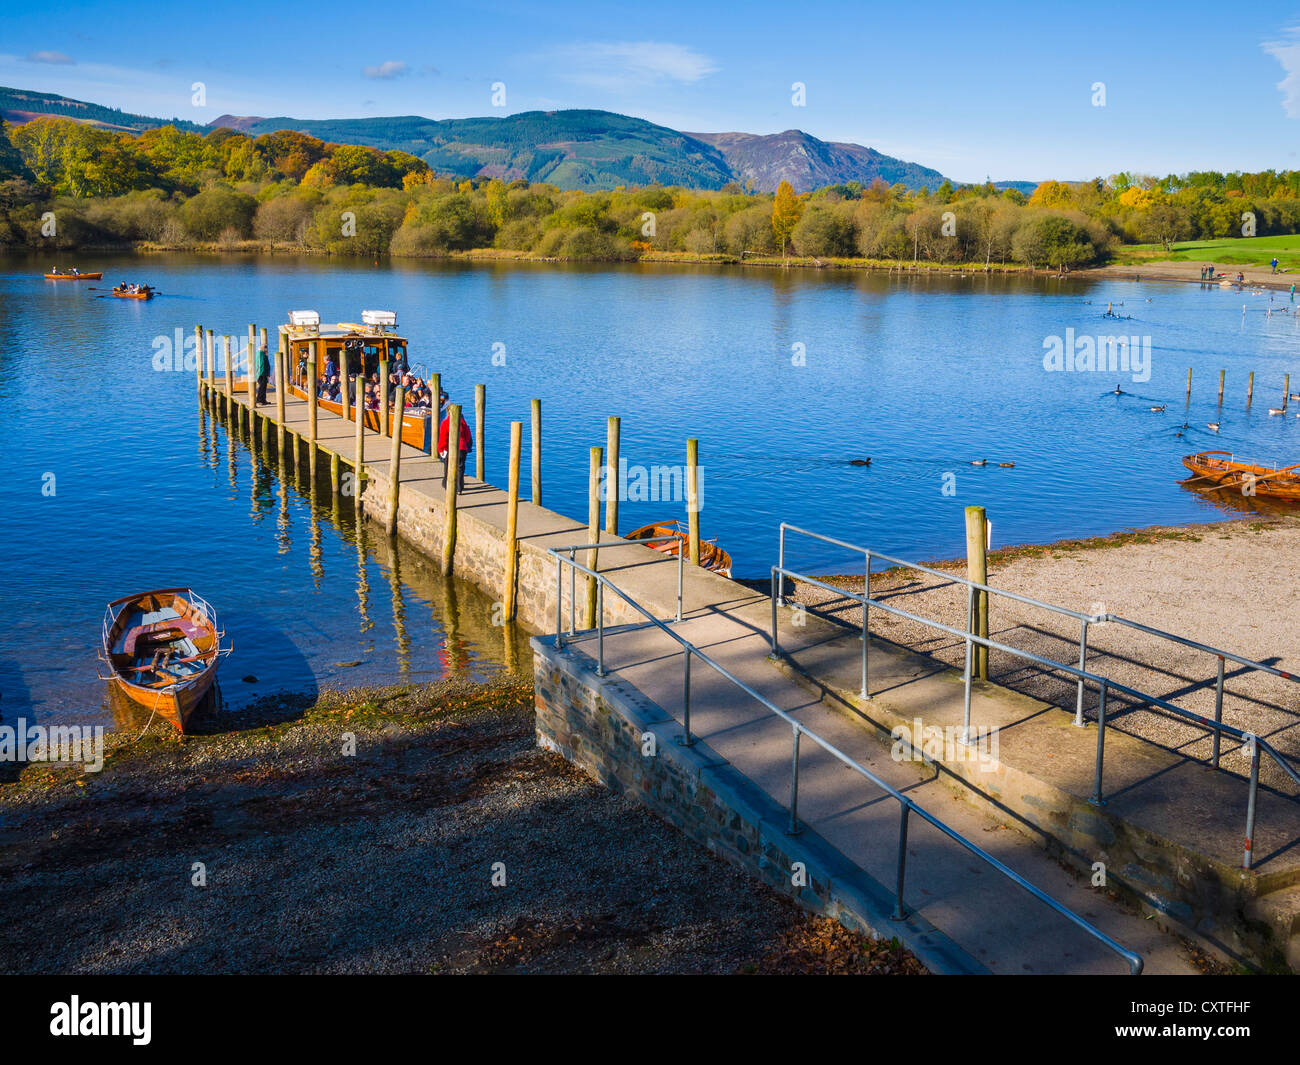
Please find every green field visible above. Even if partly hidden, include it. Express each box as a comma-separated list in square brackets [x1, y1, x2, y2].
[1118, 234, 1300, 269]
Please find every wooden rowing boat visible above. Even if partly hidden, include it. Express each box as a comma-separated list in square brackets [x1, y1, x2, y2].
[626, 521, 733, 577]
[1182, 451, 1300, 501]
[99, 588, 227, 732]
[44, 271, 102, 280]
[112, 285, 154, 300]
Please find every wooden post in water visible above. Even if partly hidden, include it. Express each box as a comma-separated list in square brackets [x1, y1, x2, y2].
[386, 385, 405, 535]
[605, 416, 620, 538]
[308, 347, 318, 481]
[474, 384, 486, 482]
[1218, 369, 1225, 405]
[1185, 368, 1192, 403]
[1286, 374, 1292, 410]
[503, 421, 522, 622]
[354, 375, 366, 486]
[586, 446, 602, 629]
[194, 325, 204, 402]
[1248, 371, 1255, 406]
[378, 359, 390, 438]
[441, 404, 461, 575]
[530, 399, 542, 505]
[205, 329, 215, 408]
[965, 506, 989, 681]
[275, 330, 287, 452]
[686, 438, 701, 566]
[223, 336, 235, 421]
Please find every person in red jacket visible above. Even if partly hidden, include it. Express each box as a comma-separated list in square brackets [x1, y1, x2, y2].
[438, 400, 472, 491]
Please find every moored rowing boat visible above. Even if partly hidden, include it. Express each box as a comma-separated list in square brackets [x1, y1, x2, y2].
[99, 588, 228, 732]
[626, 521, 733, 577]
[1182, 451, 1300, 501]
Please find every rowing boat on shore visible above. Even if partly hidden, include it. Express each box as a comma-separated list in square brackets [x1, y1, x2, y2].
[99, 588, 228, 732]
[44, 270, 101, 280]
[627, 521, 733, 576]
[1182, 451, 1300, 501]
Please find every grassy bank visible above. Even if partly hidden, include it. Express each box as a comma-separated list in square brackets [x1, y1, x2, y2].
[1112, 234, 1300, 270]
[0, 675, 923, 975]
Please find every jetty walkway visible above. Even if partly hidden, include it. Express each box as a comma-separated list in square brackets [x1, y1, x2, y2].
[206, 371, 1300, 975]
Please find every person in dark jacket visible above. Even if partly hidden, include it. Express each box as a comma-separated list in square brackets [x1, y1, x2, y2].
[438, 403, 473, 491]
[255, 344, 271, 404]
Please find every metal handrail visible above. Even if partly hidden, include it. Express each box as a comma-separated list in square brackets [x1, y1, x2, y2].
[547, 547, 1143, 975]
[548, 535, 686, 628]
[773, 525, 1300, 870]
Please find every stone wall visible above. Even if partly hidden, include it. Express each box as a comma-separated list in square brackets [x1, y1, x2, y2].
[531, 635, 985, 975]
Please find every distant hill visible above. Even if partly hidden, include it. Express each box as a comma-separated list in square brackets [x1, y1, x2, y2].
[687, 130, 947, 192]
[0, 86, 204, 134]
[2, 84, 1029, 194]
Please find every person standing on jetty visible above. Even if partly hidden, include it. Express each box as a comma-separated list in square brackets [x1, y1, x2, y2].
[254, 343, 270, 405]
[438, 400, 472, 492]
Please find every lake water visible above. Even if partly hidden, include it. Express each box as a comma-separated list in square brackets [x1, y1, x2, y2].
[3, 252, 1299, 727]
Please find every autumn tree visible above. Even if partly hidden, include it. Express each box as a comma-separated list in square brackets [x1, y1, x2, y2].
[771, 180, 803, 256]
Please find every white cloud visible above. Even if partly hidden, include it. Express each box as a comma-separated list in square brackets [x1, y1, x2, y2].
[549, 41, 718, 92]
[1263, 26, 1300, 117]
[26, 50, 74, 65]
[362, 60, 409, 80]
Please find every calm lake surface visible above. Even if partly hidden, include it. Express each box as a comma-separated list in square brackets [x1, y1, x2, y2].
[3, 252, 1298, 726]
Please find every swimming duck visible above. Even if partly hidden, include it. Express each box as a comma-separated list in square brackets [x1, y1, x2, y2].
[970, 459, 987, 467]
[1208, 422, 1221, 432]
[1149, 405, 1166, 412]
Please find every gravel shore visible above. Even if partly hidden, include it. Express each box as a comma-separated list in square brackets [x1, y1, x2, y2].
[789, 517, 1300, 793]
[0, 677, 922, 975]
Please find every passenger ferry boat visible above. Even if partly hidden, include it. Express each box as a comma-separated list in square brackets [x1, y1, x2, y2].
[282, 310, 433, 452]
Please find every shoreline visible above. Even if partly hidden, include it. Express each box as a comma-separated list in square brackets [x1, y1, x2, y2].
[0, 675, 923, 975]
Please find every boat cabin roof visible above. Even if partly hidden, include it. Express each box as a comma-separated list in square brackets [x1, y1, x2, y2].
[286, 323, 406, 343]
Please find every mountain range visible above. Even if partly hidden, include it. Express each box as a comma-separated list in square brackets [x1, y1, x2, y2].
[1, 84, 1037, 194]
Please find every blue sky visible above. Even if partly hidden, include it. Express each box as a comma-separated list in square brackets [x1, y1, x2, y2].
[3, 0, 1299, 183]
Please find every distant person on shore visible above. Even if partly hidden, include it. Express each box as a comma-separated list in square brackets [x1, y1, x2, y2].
[1272, 258, 1280, 274]
[438, 403, 473, 492]
[254, 344, 270, 404]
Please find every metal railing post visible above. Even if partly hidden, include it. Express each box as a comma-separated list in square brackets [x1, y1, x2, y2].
[676, 546, 683, 622]
[770, 567, 780, 657]
[777, 524, 786, 605]
[679, 648, 695, 747]
[788, 724, 802, 835]
[1243, 733, 1260, 869]
[1074, 617, 1090, 727]
[568, 548, 576, 635]
[554, 557, 564, 649]
[596, 581, 605, 676]
[860, 550, 870, 700]
[1091, 682, 1109, 805]
[961, 583, 975, 744]
[1212, 656, 1226, 769]
[892, 804, 911, 921]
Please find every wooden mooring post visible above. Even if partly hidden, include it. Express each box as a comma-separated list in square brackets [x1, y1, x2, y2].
[1248, 371, 1255, 406]
[223, 336, 235, 421]
[530, 398, 542, 505]
[503, 421, 522, 622]
[275, 328, 287, 453]
[475, 383, 486, 482]
[205, 329, 215, 406]
[194, 325, 204, 401]
[1218, 369, 1225, 405]
[605, 416, 620, 537]
[441, 404, 462, 575]
[354, 375, 366, 494]
[1185, 368, 1192, 403]
[586, 446, 602, 629]
[686, 438, 701, 566]
[386, 385, 405, 535]
[308, 347, 318, 481]
[965, 505, 990, 681]
[1286, 374, 1292, 409]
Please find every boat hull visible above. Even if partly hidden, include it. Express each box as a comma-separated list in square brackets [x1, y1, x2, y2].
[101, 588, 223, 733]
[112, 289, 153, 300]
[44, 272, 102, 281]
[1182, 451, 1300, 501]
[626, 522, 733, 577]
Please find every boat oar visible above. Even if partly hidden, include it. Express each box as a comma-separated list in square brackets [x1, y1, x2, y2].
[1199, 462, 1300, 493]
